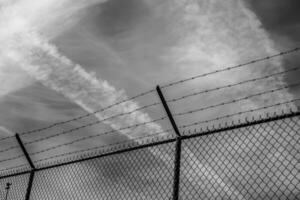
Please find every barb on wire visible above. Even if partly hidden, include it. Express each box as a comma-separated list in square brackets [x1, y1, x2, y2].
[174, 83, 300, 117]
[0, 136, 14, 143]
[0, 145, 19, 155]
[20, 89, 156, 136]
[167, 67, 299, 103]
[162, 47, 300, 89]
[30, 116, 168, 155]
[0, 164, 28, 174]
[0, 155, 23, 164]
[33, 129, 173, 165]
[25, 102, 162, 145]
[179, 98, 300, 129]
[17, 47, 300, 138]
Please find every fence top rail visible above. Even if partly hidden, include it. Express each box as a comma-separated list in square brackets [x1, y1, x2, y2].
[0, 136, 177, 180]
[35, 137, 177, 172]
[0, 170, 31, 180]
[181, 110, 300, 140]
[0, 109, 299, 180]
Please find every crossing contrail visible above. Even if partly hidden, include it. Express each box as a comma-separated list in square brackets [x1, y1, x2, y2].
[0, 0, 297, 199]
[18, 31, 246, 199]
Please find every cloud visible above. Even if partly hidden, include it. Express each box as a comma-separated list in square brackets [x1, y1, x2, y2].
[244, 0, 300, 105]
[0, 0, 298, 199]
[57, 0, 296, 118]
[0, 126, 14, 136]
[0, 0, 109, 99]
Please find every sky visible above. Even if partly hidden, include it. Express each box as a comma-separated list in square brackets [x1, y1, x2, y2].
[0, 0, 299, 199]
[245, 0, 300, 99]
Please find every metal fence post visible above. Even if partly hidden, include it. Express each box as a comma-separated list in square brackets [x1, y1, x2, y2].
[16, 134, 35, 200]
[156, 86, 182, 200]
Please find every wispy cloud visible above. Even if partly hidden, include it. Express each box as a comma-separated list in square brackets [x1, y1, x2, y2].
[0, 0, 297, 199]
[0, 126, 13, 136]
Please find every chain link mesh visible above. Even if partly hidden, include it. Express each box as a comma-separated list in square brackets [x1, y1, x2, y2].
[31, 142, 175, 200]
[180, 115, 299, 200]
[0, 114, 299, 200]
[0, 173, 30, 200]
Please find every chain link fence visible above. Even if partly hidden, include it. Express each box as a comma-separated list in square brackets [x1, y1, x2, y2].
[180, 114, 299, 200]
[0, 111, 299, 200]
[0, 173, 29, 200]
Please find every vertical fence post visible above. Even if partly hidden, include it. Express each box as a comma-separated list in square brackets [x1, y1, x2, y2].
[16, 134, 35, 200]
[156, 86, 182, 200]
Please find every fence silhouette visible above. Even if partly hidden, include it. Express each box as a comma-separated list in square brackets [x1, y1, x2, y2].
[0, 48, 299, 199]
[0, 111, 299, 200]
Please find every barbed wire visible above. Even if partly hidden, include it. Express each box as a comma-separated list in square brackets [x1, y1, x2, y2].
[161, 47, 300, 89]
[0, 164, 28, 174]
[0, 145, 19, 155]
[33, 129, 173, 165]
[24, 102, 162, 145]
[178, 98, 300, 129]
[1, 47, 299, 169]
[0, 155, 23, 164]
[16, 47, 299, 141]
[30, 116, 168, 155]
[19, 47, 299, 137]
[167, 67, 299, 103]
[20, 89, 156, 136]
[174, 83, 300, 117]
[0, 136, 14, 142]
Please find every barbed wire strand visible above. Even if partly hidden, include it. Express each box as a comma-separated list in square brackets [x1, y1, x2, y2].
[25, 102, 162, 145]
[167, 67, 299, 103]
[33, 129, 173, 165]
[20, 47, 299, 137]
[0, 145, 19, 155]
[0, 155, 23, 164]
[30, 116, 168, 155]
[18, 47, 299, 138]
[1, 98, 297, 168]
[179, 98, 300, 129]
[0, 164, 28, 174]
[0, 136, 14, 143]
[2, 99, 298, 170]
[162, 47, 300, 89]
[20, 89, 156, 136]
[28, 97, 300, 165]
[174, 82, 300, 117]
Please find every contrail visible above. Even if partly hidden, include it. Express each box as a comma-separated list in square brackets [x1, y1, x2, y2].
[8, 30, 245, 199]
[0, 126, 14, 136]
[1, 0, 297, 199]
